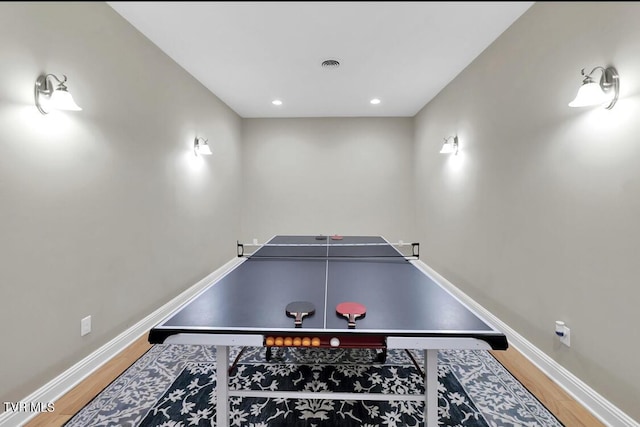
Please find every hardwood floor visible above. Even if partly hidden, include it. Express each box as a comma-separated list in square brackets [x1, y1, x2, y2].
[24, 335, 152, 427]
[490, 346, 606, 427]
[25, 336, 605, 427]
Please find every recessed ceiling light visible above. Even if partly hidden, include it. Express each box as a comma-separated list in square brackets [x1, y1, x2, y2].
[321, 59, 340, 69]
[370, 98, 381, 105]
[272, 99, 283, 106]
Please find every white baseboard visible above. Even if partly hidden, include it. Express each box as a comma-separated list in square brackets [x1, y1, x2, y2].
[413, 260, 639, 427]
[3, 257, 637, 427]
[0, 257, 244, 427]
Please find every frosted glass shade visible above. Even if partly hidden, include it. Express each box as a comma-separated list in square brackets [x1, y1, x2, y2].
[568, 81, 609, 107]
[48, 88, 82, 111]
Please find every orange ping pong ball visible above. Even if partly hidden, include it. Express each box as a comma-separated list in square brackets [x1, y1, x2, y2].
[284, 337, 293, 346]
[293, 337, 302, 346]
[265, 337, 275, 346]
[275, 337, 284, 346]
[311, 337, 321, 347]
[302, 337, 311, 346]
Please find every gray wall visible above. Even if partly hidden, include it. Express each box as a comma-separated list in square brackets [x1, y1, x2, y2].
[0, 2, 242, 405]
[241, 118, 415, 244]
[414, 2, 640, 419]
[3, 1, 639, 423]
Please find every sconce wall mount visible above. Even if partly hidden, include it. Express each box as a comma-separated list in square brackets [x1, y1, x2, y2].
[34, 73, 82, 115]
[194, 137, 212, 156]
[568, 66, 619, 109]
[440, 135, 459, 155]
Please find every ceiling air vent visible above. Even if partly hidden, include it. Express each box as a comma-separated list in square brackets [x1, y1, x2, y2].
[321, 59, 340, 69]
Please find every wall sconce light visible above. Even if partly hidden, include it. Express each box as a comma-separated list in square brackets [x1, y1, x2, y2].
[440, 135, 458, 155]
[194, 137, 212, 156]
[34, 73, 82, 114]
[568, 66, 619, 109]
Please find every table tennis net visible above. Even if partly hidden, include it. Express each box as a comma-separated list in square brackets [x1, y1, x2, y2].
[237, 241, 419, 260]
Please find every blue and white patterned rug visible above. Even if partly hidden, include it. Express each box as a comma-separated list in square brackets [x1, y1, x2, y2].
[65, 345, 563, 426]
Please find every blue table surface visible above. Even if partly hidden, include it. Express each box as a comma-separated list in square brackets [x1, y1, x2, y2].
[153, 236, 501, 338]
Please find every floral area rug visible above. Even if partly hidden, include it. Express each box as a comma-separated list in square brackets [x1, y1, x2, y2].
[64, 344, 563, 426]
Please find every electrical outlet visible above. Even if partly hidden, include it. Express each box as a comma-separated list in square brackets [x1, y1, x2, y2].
[560, 326, 570, 347]
[81, 315, 92, 336]
[555, 320, 570, 347]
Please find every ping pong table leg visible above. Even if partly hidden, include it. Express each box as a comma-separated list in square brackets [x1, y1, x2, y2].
[424, 349, 438, 427]
[216, 345, 230, 427]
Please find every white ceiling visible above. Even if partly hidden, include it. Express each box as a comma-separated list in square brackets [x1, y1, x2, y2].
[107, 1, 534, 118]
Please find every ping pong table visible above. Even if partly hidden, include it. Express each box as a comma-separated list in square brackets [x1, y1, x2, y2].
[149, 235, 508, 426]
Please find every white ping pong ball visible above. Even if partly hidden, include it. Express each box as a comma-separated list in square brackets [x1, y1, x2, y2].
[330, 337, 340, 347]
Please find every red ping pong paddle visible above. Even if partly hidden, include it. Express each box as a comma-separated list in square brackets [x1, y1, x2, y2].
[336, 301, 366, 328]
[285, 301, 315, 327]
[331, 235, 343, 240]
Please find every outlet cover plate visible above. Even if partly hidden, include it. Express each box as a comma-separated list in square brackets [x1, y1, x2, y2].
[81, 315, 91, 336]
[560, 326, 570, 346]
